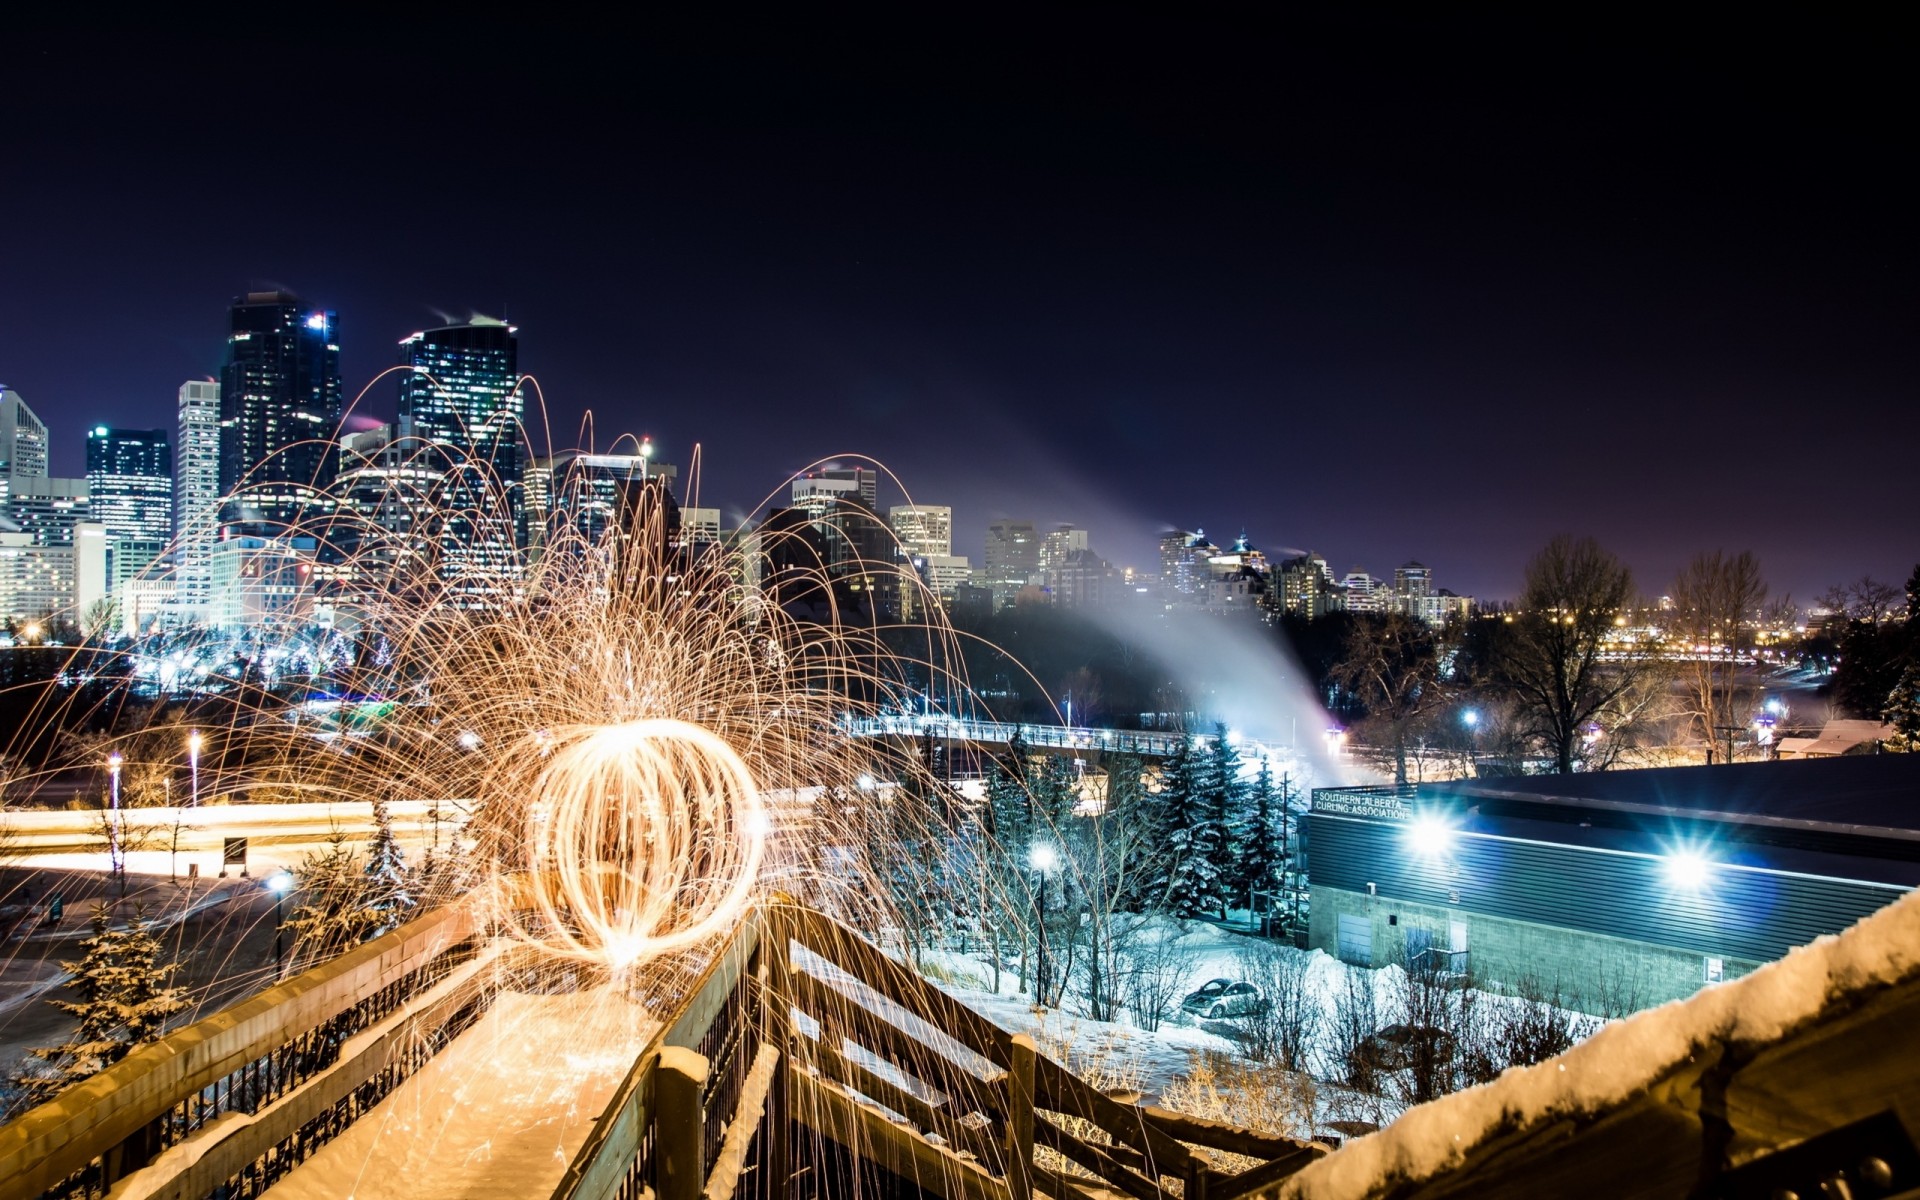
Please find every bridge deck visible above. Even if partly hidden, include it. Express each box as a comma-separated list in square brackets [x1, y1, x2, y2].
[263, 986, 657, 1200]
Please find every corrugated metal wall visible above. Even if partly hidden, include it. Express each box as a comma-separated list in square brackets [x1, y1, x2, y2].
[1306, 812, 1905, 963]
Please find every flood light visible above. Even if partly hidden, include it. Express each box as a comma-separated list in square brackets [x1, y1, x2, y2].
[1029, 843, 1059, 871]
[1407, 814, 1454, 857]
[1665, 851, 1711, 890]
[267, 870, 295, 895]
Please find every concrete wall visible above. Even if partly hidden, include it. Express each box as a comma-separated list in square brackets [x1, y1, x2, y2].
[1309, 884, 1762, 1013]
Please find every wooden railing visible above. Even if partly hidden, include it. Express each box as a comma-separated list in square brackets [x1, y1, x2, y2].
[774, 906, 1332, 1200]
[1, 899, 1326, 1200]
[0, 900, 483, 1200]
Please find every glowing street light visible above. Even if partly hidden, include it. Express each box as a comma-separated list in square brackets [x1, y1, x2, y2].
[187, 730, 203, 808]
[107, 751, 124, 881]
[267, 870, 296, 978]
[1460, 709, 1479, 728]
[1029, 843, 1059, 1005]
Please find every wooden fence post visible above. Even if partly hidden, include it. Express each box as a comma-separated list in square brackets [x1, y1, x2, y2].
[765, 909, 793, 1200]
[1007, 1034, 1037, 1200]
[658, 1046, 710, 1200]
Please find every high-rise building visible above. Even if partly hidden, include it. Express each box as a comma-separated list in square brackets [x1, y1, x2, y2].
[1340, 569, 1383, 613]
[1158, 529, 1219, 605]
[173, 381, 222, 622]
[983, 519, 1040, 608]
[398, 318, 525, 574]
[0, 521, 108, 624]
[887, 505, 952, 559]
[86, 425, 173, 590]
[1040, 524, 1090, 573]
[818, 466, 877, 509]
[1, 389, 50, 490]
[4, 478, 89, 546]
[1280, 552, 1340, 619]
[543, 450, 682, 562]
[1393, 562, 1434, 615]
[219, 291, 342, 534]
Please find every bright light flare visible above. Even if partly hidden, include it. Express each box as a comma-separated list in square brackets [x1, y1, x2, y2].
[1664, 849, 1712, 891]
[1407, 814, 1454, 857]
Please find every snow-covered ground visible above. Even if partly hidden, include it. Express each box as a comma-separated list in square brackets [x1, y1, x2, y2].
[263, 985, 657, 1200]
[1277, 887, 1920, 1199]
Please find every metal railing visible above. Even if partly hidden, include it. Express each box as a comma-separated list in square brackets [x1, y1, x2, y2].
[842, 715, 1294, 762]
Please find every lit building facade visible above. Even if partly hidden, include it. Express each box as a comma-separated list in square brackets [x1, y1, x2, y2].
[983, 519, 1040, 608]
[4, 478, 89, 547]
[1280, 552, 1339, 618]
[1040, 524, 1090, 573]
[219, 291, 342, 535]
[86, 425, 173, 591]
[206, 534, 319, 629]
[174, 381, 221, 623]
[1340, 570, 1383, 613]
[0, 521, 108, 623]
[1, 389, 50, 490]
[887, 505, 952, 558]
[397, 319, 525, 584]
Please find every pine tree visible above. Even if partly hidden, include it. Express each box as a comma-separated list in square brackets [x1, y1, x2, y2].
[15, 904, 186, 1110]
[1158, 730, 1231, 918]
[282, 832, 379, 968]
[1232, 759, 1288, 918]
[363, 798, 415, 937]
[1202, 723, 1248, 915]
[1886, 664, 1920, 753]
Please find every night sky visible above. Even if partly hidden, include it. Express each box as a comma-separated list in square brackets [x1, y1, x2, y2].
[4, 13, 1912, 602]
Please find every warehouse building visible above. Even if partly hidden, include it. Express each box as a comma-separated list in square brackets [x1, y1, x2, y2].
[1306, 755, 1920, 1008]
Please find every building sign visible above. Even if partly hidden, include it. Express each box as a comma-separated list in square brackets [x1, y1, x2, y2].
[223, 837, 249, 866]
[1313, 789, 1412, 821]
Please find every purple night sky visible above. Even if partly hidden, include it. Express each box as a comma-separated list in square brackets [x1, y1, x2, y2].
[3, 13, 1912, 602]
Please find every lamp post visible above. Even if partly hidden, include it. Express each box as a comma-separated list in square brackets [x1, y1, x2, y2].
[1029, 843, 1057, 1006]
[107, 751, 124, 883]
[187, 730, 202, 808]
[1460, 709, 1479, 777]
[268, 870, 295, 979]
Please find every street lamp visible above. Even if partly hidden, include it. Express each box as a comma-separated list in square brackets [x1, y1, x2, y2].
[107, 751, 124, 881]
[267, 870, 296, 978]
[1029, 843, 1058, 1005]
[639, 436, 654, 482]
[187, 730, 203, 808]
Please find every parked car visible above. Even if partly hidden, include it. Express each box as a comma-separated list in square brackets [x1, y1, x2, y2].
[1355, 1023, 1457, 1072]
[1179, 978, 1267, 1020]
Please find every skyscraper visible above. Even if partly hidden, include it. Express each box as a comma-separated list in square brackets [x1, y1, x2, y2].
[887, 505, 952, 558]
[1, 389, 50, 493]
[174, 381, 221, 622]
[396, 318, 525, 595]
[219, 291, 342, 534]
[983, 519, 1040, 609]
[87, 426, 173, 590]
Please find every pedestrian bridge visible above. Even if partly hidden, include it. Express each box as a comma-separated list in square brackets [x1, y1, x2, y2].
[0, 896, 1331, 1200]
[841, 716, 1305, 765]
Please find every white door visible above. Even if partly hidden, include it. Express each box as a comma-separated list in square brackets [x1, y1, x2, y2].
[1450, 920, 1469, 953]
[1337, 913, 1373, 965]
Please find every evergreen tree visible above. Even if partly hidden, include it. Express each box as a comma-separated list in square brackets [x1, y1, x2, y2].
[1158, 731, 1230, 918]
[15, 904, 186, 1110]
[1201, 723, 1249, 914]
[1886, 663, 1920, 753]
[1232, 760, 1289, 918]
[282, 832, 379, 968]
[363, 798, 415, 937]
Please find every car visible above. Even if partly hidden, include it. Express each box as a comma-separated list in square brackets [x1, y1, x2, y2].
[1355, 1024, 1457, 1072]
[1179, 978, 1267, 1020]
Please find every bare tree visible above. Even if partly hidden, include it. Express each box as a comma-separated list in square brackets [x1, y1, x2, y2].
[1230, 940, 1318, 1071]
[1326, 963, 1381, 1093]
[1671, 550, 1768, 763]
[1821, 575, 1902, 626]
[1120, 927, 1201, 1032]
[1330, 613, 1452, 784]
[1495, 536, 1644, 773]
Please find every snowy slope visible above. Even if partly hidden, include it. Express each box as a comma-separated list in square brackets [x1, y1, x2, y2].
[1276, 887, 1920, 1199]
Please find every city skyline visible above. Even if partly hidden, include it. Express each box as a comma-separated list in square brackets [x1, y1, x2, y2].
[3, 14, 1912, 602]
